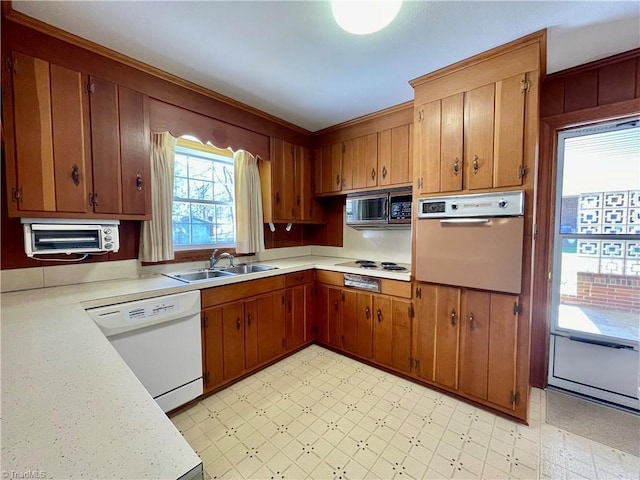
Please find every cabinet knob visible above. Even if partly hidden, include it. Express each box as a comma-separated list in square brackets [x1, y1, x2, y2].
[136, 173, 143, 191]
[365, 306, 370, 320]
[71, 164, 80, 186]
[334, 300, 339, 311]
[473, 155, 479, 174]
[450, 308, 457, 326]
[377, 308, 382, 323]
[336, 174, 340, 186]
[382, 166, 387, 179]
[371, 168, 376, 180]
[236, 317, 241, 330]
[453, 158, 460, 176]
[468, 313, 475, 330]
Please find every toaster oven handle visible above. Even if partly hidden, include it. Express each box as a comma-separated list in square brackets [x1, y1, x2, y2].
[439, 218, 490, 224]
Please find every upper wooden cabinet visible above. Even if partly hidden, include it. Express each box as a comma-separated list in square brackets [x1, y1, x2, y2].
[314, 123, 412, 196]
[4, 52, 151, 219]
[414, 74, 530, 195]
[261, 138, 323, 223]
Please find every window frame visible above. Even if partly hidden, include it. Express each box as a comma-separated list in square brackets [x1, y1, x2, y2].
[172, 138, 237, 252]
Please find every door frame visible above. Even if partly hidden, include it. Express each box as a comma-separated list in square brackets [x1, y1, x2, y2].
[530, 98, 640, 388]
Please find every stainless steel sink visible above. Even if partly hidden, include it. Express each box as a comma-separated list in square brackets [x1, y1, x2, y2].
[165, 269, 236, 283]
[220, 264, 278, 274]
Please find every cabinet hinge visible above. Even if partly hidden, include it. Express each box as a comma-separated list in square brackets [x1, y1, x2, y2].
[511, 391, 521, 405]
[518, 165, 527, 179]
[408, 305, 415, 318]
[513, 302, 523, 316]
[415, 287, 422, 299]
[418, 110, 424, 122]
[520, 79, 531, 94]
[6, 57, 15, 74]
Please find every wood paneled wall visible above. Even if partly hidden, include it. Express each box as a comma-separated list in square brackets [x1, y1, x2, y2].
[530, 48, 640, 388]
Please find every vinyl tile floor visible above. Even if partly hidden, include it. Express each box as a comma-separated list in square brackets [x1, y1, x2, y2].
[170, 345, 640, 479]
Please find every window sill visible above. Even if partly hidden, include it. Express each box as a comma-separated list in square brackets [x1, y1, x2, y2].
[141, 248, 253, 266]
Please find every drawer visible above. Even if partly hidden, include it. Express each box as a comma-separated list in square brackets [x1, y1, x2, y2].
[316, 270, 343, 286]
[201, 276, 285, 308]
[285, 270, 314, 287]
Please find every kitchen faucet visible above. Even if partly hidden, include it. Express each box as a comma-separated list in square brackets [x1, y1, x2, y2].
[210, 249, 235, 269]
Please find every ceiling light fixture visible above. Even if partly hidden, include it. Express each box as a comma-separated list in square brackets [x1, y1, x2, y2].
[332, 0, 403, 35]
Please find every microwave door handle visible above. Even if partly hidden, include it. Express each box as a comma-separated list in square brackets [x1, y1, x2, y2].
[383, 198, 389, 220]
[439, 218, 490, 224]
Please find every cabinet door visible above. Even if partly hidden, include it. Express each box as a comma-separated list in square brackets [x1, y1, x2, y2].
[258, 292, 284, 364]
[321, 144, 342, 193]
[245, 299, 259, 370]
[202, 307, 224, 392]
[341, 289, 358, 354]
[11, 52, 56, 212]
[286, 285, 306, 351]
[272, 138, 296, 221]
[89, 76, 122, 214]
[494, 73, 527, 188]
[488, 293, 519, 410]
[316, 284, 330, 344]
[313, 147, 324, 195]
[415, 101, 441, 194]
[350, 134, 378, 189]
[50, 64, 91, 213]
[459, 290, 490, 400]
[356, 293, 373, 359]
[305, 283, 316, 342]
[222, 301, 245, 380]
[328, 287, 343, 348]
[465, 83, 495, 190]
[440, 93, 464, 192]
[434, 286, 460, 389]
[341, 139, 354, 191]
[119, 86, 150, 216]
[379, 125, 410, 186]
[296, 145, 317, 221]
[391, 298, 413, 373]
[413, 283, 436, 381]
[373, 295, 392, 366]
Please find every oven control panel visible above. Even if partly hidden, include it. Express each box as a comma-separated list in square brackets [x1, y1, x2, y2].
[417, 190, 524, 218]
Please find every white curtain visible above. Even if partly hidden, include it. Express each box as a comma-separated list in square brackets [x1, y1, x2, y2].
[139, 132, 177, 262]
[234, 150, 265, 254]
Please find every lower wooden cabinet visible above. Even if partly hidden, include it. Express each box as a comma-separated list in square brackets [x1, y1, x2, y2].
[285, 271, 315, 351]
[413, 281, 522, 415]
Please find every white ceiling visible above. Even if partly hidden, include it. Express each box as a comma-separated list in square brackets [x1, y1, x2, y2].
[13, 1, 640, 132]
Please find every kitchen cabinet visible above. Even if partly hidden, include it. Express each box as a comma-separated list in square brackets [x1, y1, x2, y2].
[200, 275, 286, 392]
[343, 134, 378, 190]
[316, 271, 412, 371]
[5, 51, 150, 219]
[414, 73, 530, 194]
[373, 296, 412, 372]
[262, 138, 322, 223]
[317, 143, 342, 194]
[284, 271, 315, 351]
[378, 124, 412, 187]
[412, 281, 522, 414]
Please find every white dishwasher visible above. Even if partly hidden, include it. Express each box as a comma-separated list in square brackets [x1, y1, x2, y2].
[87, 290, 203, 413]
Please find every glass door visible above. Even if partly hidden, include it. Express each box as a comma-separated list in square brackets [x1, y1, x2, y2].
[549, 118, 640, 410]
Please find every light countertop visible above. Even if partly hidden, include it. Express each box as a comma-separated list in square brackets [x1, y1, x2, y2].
[0, 255, 410, 478]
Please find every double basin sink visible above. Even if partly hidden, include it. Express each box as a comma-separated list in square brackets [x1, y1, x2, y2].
[165, 263, 278, 283]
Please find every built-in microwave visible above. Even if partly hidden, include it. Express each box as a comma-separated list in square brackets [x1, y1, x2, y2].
[22, 219, 120, 257]
[345, 189, 411, 229]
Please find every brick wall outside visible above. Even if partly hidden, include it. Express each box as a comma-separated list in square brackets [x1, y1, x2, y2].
[561, 273, 640, 313]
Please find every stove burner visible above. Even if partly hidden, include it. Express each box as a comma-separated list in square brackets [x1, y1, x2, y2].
[355, 260, 375, 265]
[383, 265, 407, 271]
[380, 262, 397, 267]
[360, 264, 378, 269]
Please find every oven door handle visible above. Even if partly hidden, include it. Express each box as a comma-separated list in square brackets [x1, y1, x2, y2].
[439, 218, 490, 224]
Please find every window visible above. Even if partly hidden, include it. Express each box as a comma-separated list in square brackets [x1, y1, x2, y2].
[172, 138, 236, 249]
